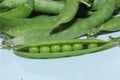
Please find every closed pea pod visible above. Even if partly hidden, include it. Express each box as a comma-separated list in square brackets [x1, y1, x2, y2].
[51, 0, 79, 28]
[6, 0, 115, 45]
[34, 0, 65, 14]
[0, 0, 34, 18]
[97, 16, 120, 32]
[13, 38, 119, 59]
[0, 0, 65, 14]
[91, 0, 106, 10]
[0, 15, 57, 28]
[0, 0, 27, 9]
[49, 0, 115, 38]
[2, 22, 55, 37]
[0, 15, 57, 37]
[51, 0, 90, 29]
[115, 0, 120, 8]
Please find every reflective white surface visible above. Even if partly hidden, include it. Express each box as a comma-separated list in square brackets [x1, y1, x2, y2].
[0, 32, 120, 80]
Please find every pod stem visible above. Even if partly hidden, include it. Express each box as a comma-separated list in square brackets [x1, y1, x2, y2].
[109, 36, 120, 46]
[78, 0, 91, 7]
[0, 43, 13, 50]
[2, 40, 14, 47]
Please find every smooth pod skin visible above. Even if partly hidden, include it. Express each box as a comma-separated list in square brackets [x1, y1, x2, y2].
[34, 0, 64, 14]
[52, 0, 79, 28]
[49, 0, 115, 38]
[0, 0, 33, 18]
[0, 15, 57, 30]
[91, 0, 120, 10]
[8, 0, 115, 45]
[51, 0, 90, 29]
[13, 38, 118, 59]
[91, 0, 106, 10]
[0, 0, 27, 9]
[0, 0, 65, 14]
[97, 16, 120, 32]
[115, 0, 120, 7]
[2, 22, 55, 37]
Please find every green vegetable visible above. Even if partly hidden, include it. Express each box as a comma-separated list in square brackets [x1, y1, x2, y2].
[0, 0, 33, 18]
[40, 46, 50, 53]
[0, 0, 65, 14]
[51, 0, 79, 29]
[51, 45, 61, 53]
[7, 0, 115, 45]
[0, 15, 57, 28]
[98, 16, 120, 32]
[88, 43, 98, 48]
[29, 46, 39, 53]
[13, 38, 119, 59]
[62, 44, 72, 52]
[73, 43, 83, 50]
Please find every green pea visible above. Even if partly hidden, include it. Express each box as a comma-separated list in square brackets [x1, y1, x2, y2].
[88, 43, 98, 49]
[73, 43, 83, 51]
[29, 46, 39, 53]
[62, 44, 72, 52]
[40, 46, 50, 53]
[51, 45, 61, 53]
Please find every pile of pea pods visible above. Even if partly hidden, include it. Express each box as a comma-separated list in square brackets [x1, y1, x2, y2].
[0, 0, 120, 59]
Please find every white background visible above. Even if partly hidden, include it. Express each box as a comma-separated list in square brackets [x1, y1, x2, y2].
[0, 32, 120, 80]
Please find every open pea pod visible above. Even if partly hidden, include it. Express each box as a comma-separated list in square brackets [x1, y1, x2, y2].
[13, 38, 118, 59]
[0, 0, 33, 18]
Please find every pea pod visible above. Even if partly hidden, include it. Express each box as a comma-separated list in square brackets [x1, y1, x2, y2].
[0, 0, 65, 14]
[50, 0, 91, 29]
[51, 0, 79, 29]
[96, 16, 120, 33]
[13, 38, 118, 59]
[0, 15, 57, 30]
[49, 0, 115, 39]
[115, 0, 120, 8]
[34, 0, 64, 14]
[0, 0, 27, 9]
[2, 22, 55, 37]
[91, 0, 120, 10]
[91, 0, 106, 10]
[0, 0, 33, 18]
[6, 0, 115, 45]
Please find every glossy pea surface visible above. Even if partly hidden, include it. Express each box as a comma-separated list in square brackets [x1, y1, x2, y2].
[88, 43, 98, 49]
[62, 44, 72, 52]
[29, 46, 39, 53]
[51, 45, 61, 53]
[40, 46, 50, 53]
[73, 43, 83, 50]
